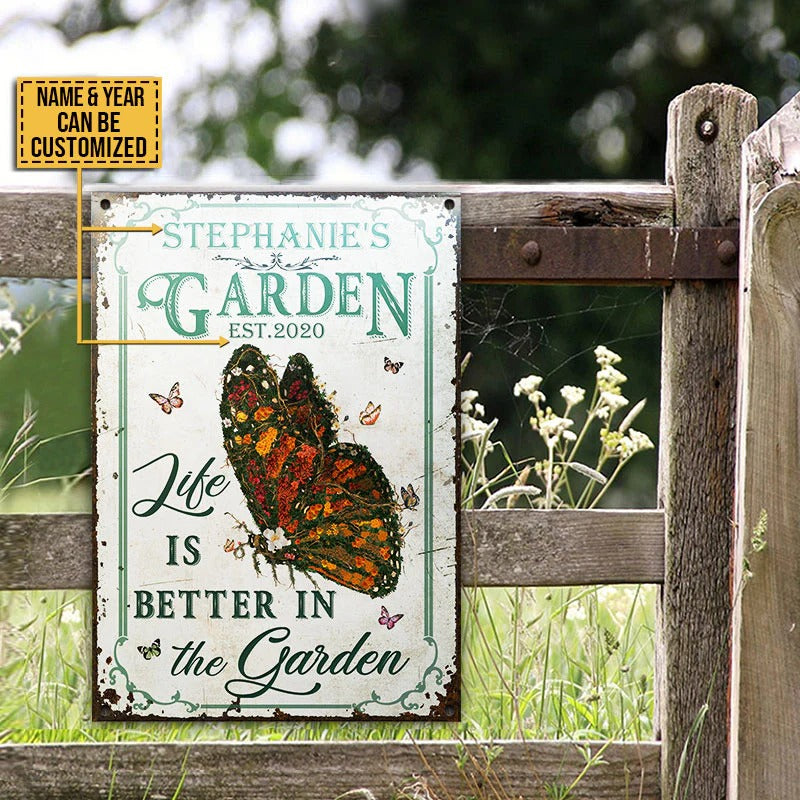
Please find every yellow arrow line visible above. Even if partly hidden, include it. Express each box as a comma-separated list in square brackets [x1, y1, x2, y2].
[75, 167, 226, 347]
[83, 223, 163, 235]
[80, 337, 230, 347]
[76, 166, 84, 345]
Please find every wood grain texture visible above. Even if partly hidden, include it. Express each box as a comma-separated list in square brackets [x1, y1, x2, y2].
[0, 740, 661, 800]
[0, 184, 674, 280]
[666, 84, 756, 227]
[461, 509, 664, 585]
[0, 190, 89, 279]
[659, 83, 757, 800]
[0, 510, 665, 590]
[730, 92, 800, 799]
[460, 182, 673, 227]
[0, 513, 93, 589]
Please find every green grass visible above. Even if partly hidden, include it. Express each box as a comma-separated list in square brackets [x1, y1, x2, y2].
[0, 576, 654, 743]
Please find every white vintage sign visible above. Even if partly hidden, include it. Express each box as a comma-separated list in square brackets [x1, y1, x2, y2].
[93, 193, 459, 720]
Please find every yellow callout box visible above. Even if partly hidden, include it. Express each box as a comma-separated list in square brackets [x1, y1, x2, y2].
[16, 77, 161, 169]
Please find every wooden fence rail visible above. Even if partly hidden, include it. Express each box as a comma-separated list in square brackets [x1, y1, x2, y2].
[0, 740, 661, 800]
[0, 509, 665, 590]
[2, 183, 739, 283]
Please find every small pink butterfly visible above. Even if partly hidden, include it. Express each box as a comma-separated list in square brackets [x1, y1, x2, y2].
[149, 382, 183, 414]
[378, 605, 404, 630]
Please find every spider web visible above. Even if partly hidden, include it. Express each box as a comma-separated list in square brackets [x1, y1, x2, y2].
[460, 284, 662, 508]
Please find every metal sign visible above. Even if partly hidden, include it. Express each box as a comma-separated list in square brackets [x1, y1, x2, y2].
[93, 193, 460, 720]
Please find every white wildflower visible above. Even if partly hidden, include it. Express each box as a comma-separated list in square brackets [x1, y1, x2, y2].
[535, 411, 574, 447]
[563, 430, 577, 441]
[461, 415, 495, 453]
[594, 345, 621, 366]
[0, 308, 23, 356]
[0, 309, 22, 335]
[616, 435, 635, 461]
[461, 389, 479, 414]
[613, 428, 653, 461]
[599, 391, 629, 413]
[264, 527, 290, 552]
[597, 365, 627, 390]
[629, 428, 654, 453]
[474, 403, 485, 419]
[513, 375, 543, 399]
[560, 385, 585, 407]
[231, 366, 242, 376]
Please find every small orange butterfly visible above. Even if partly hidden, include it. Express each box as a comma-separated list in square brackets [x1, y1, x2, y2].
[149, 382, 183, 414]
[359, 401, 381, 425]
[400, 484, 420, 509]
[384, 356, 403, 374]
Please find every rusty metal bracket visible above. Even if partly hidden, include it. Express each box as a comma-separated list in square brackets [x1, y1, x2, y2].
[461, 226, 739, 284]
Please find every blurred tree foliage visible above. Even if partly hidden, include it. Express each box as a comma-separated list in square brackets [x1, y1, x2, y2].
[52, 0, 800, 179]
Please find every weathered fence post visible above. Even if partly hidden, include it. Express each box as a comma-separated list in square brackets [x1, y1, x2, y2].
[730, 91, 800, 799]
[660, 83, 756, 800]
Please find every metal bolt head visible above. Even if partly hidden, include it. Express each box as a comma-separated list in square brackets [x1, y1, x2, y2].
[698, 118, 718, 143]
[717, 239, 738, 266]
[521, 240, 541, 266]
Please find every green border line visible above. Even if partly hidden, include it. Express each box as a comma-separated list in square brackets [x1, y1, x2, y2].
[111, 195, 445, 711]
[118, 275, 128, 638]
[423, 274, 434, 638]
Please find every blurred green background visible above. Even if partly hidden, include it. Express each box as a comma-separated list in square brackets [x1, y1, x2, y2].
[0, 282, 90, 511]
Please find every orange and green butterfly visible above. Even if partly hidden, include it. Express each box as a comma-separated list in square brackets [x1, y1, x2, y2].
[220, 345, 402, 598]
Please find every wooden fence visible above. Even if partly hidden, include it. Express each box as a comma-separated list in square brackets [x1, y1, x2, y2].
[0, 82, 794, 800]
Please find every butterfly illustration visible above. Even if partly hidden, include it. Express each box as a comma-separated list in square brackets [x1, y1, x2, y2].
[149, 382, 183, 414]
[359, 401, 381, 426]
[223, 538, 236, 553]
[384, 356, 404, 374]
[400, 484, 420, 510]
[220, 346, 402, 597]
[378, 606, 404, 630]
[137, 638, 161, 660]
